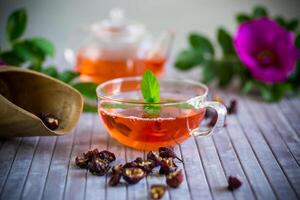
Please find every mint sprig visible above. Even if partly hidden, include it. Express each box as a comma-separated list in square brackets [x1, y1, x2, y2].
[141, 70, 161, 115]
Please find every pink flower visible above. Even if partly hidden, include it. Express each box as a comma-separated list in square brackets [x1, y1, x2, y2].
[234, 17, 299, 84]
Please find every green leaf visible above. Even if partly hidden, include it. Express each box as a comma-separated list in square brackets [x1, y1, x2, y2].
[202, 60, 217, 84]
[242, 81, 254, 93]
[141, 70, 160, 103]
[217, 28, 235, 55]
[275, 16, 287, 28]
[83, 103, 97, 113]
[72, 82, 98, 100]
[13, 40, 45, 67]
[41, 66, 59, 78]
[189, 33, 214, 55]
[6, 8, 27, 42]
[0, 51, 23, 65]
[58, 70, 79, 83]
[286, 19, 298, 31]
[295, 33, 300, 48]
[175, 49, 203, 70]
[143, 105, 161, 116]
[217, 61, 234, 87]
[236, 13, 251, 23]
[30, 37, 55, 57]
[253, 5, 268, 18]
[257, 83, 291, 102]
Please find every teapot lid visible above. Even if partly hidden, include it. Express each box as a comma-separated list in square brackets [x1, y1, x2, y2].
[90, 8, 147, 44]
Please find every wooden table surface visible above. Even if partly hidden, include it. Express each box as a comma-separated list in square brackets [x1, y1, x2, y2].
[0, 93, 299, 200]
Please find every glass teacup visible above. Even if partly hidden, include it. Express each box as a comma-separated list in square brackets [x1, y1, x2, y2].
[96, 77, 227, 150]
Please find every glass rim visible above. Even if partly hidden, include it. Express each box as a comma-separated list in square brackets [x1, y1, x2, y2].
[96, 76, 208, 105]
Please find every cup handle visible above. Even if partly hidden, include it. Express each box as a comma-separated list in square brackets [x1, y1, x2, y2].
[191, 101, 227, 137]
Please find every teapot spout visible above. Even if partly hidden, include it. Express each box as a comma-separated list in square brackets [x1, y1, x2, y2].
[146, 30, 175, 60]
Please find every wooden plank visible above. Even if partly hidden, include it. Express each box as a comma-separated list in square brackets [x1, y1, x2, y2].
[167, 145, 191, 200]
[0, 138, 22, 193]
[231, 94, 298, 199]
[20, 136, 57, 200]
[212, 127, 256, 200]
[126, 148, 148, 200]
[262, 102, 300, 163]
[195, 136, 235, 200]
[0, 137, 39, 200]
[180, 137, 212, 200]
[224, 94, 296, 199]
[64, 114, 94, 200]
[243, 96, 300, 198]
[85, 115, 107, 200]
[278, 99, 300, 136]
[41, 130, 75, 200]
[106, 135, 127, 200]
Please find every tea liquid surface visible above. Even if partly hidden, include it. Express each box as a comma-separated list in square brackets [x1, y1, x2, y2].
[99, 101, 205, 150]
[76, 49, 165, 83]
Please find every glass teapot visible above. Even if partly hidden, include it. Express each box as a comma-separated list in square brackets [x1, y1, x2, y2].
[65, 8, 174, 83]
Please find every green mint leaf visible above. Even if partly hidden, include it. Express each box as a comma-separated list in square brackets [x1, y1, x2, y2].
[236, 13, 251, 24]
[253, 5, 268, 18]
[175, 49, 203, 70]
[72, 82, 98, 100]
[189, 33, 214, 55]
[217, 28, 235, 55]
[58, 70, 79, 83]
[143, 105, 161, 116]
[6, 8, 27, 42]
[41, 66, 59, 78]
[141, 70, 160, 103]
[30, 37, 55, 57]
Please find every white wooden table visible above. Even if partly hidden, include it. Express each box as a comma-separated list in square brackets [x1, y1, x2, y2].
[0, 93, 299, 200]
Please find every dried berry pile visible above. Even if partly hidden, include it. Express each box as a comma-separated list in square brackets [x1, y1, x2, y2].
[75, 147, 185, 199]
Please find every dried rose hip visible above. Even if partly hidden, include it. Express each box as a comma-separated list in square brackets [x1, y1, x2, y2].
[123, 161, 138, 169]
[227, 99, 238, 114]
[40, 113, 59, 130]
[134, 157, 144, 164]
[122, 167, 146, 184]
[136, 159, 156, 174]
[149, 184, 166, 200]
[109, 173, 122, 186]
[147, 151, 161, 167]
[88, 158, 110, 176]
[159, 147, 176, 159]
[75, 155, 89, 168]
[208, 110, 218, 127]
[166, 169, 184, 188]
[159, 147, 182, 162]
[227, 176, 242, 191]
[213, 94, 224, 104]
[111, 164, 123, 174]
[159, 158, 178, 175]
[99, 150, 116, 163]
[84, 149, 100, 160]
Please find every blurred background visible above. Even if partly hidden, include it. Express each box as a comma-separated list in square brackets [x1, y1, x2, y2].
[1, 0, 300, 80]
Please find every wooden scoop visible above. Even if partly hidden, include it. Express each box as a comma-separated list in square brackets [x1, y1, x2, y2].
[0, 66, 83, 138]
